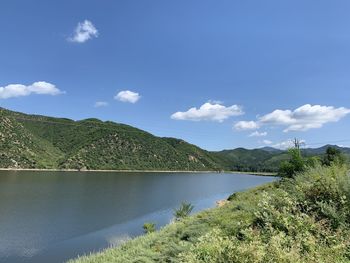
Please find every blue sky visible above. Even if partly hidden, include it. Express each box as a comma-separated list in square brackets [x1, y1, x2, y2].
[1, 0, 350, 151]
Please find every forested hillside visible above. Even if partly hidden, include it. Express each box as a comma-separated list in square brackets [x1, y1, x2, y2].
[0, 108, 221, 170]
[0, 107, 349, 171]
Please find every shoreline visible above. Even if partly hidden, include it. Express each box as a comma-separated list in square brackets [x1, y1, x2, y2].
[0, 168, 277, 176]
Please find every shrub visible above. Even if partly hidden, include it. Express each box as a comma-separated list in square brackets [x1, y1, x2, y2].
[180, 164, 350, 263]
[143, 222, 156, 234]
[279, 147, 305, 178]
[322, 146, 347, 166]
[174, 202, 194, 221]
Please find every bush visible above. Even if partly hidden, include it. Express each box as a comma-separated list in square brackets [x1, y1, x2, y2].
[322, 146, 347, 166]
[279, 147, 305, 178]
[174, 202, 194, 221]
[180, 164, 350, 263]
[143, 222, 156, 234]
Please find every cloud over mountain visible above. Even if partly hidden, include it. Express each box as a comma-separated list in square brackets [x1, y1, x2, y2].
[249, 131, 267, 137]
[235, 104, 350, 132]
[0, 81, 64, 99]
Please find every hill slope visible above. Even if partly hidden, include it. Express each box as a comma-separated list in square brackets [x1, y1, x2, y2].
[0, 108, 222, 171]
[0, 109, 64, 168]
[214, 145, 350, 172]
[0, 108, 349, 171]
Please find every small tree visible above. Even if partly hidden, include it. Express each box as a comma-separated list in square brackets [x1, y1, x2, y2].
[322, 147, 346, 166]
[174, 202, 194, 220]
[279, 138, 305, 178]
[143, 222, 156, 234]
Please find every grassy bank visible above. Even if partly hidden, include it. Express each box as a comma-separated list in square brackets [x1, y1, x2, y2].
[70, 164, 350, 263]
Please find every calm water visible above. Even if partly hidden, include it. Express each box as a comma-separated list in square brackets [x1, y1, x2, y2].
[0, 171, 276, 263]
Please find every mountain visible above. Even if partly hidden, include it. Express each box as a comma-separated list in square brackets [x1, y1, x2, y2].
[213, 145, 350, 172]
[0, 108, 222, 171]
[260, 146, 284, 153]
[302, 144, 350, 156]
[213, 148, 288, 172]
[0, 107, 348, 172]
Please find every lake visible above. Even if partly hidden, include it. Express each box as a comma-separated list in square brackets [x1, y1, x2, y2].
[0, 170, 276, 262]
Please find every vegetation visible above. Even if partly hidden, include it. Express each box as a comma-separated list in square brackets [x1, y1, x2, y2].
[278, 138, 306, 177]
[0, 109, 64, 168]
[213, 147, 285, 172]
[70, 157, 350, 263]
[1, 108, 349, 172]
[279, 139, 348, 178]
[322, 146, 347, 166]
[214, 144, 350, 173]
[143, 222, 156, 234]
[173, 202, 194, 221]
[0, 108, 222, 171]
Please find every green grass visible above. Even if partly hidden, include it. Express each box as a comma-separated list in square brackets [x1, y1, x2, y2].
[69, 183, 276, 263]
[70, 164, 350, 263]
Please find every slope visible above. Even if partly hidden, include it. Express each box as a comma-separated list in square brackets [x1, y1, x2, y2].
[0, 108, 222, 171]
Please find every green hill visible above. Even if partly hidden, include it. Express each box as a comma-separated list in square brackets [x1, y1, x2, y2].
[0, 108, 222, 171]
[213, 148, 280, 172]
[0, 107, 349, 171]
[214, 146, 350, 172]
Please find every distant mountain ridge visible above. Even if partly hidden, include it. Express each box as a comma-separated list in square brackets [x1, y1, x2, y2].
[0, 108, 348, 171]
[213, 145, 350, 172]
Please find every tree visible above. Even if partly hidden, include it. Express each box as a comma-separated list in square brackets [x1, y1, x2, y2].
[322, 147, 346, 166]
[279, 138, 305, 178]
[143, 222, 156, 234]
[174, 202, 194, 220]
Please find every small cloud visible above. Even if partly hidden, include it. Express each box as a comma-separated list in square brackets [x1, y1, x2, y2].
[94, 101, 108, 108]
[114, 90, 141, 103]
[208, 99, 224, 104]
[249, 131, 267, 137]
[273, 139, 306, 149]
[171, 102, 243, 122]
[0, 81, 64, 99]
[68, 20, 98, 43]
[262, 140, 272, 145]
[234, 121, 259, 130]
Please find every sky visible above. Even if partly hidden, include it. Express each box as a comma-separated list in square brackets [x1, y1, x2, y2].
[0, 0, 350, 151]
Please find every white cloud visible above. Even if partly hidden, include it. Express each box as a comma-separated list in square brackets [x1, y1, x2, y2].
[238, 104, 350, 132]
[68, 20, 98, 43]
[234, 121, 259, 130]
[260, 109, 294, 126]
[171, 102, 243, 122]
[0, 81, 64, 99]
[94, 101, 108, 108]
[114, 90, 141, 103]
[262, 140, 273, 145]
[273, 139, 306, 149]
[249, 131, 267, 137]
